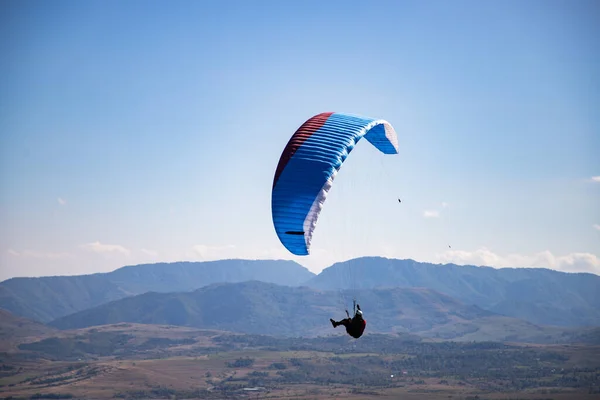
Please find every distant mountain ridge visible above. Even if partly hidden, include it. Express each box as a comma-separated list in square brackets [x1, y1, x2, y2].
[305, 257, 600, 327]
[47, 281, 578, 343]
[2, 256, 599, 329]
[0, 259, 314, 323]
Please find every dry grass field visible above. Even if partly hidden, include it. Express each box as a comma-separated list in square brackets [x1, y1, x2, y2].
[1, 323, 599, 399]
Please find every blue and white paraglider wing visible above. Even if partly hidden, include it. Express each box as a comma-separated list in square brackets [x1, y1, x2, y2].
[271, 112, 399, 256]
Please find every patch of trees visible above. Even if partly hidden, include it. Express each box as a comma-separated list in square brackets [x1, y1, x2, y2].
[18, 333, 132, 360]
[225, 357, 254, 368]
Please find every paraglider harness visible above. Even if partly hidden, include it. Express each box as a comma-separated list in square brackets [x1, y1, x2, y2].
[330, 299, 366, 339]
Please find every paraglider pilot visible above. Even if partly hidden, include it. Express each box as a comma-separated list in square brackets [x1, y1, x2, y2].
[330, 301, 366, 339]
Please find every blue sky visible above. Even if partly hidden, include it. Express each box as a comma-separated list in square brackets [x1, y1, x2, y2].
[1, 0, 599, 280]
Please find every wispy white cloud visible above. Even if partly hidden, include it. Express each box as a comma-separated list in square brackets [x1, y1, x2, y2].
[57, 197, 66, 206]
[192, 244, 236, 259]
[6, 249, 74, 259]
[594, 224, 600, 231]
[423, 210, 440, 218]
[591, 176, 600, 183]
[437, 247, 600, 275]
[140, 248, 158, 257]
[423, 201, 449, 218]
[80, 241, 131, 256]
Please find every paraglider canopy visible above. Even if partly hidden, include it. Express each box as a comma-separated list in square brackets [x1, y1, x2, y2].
[271, 112, 399, 256]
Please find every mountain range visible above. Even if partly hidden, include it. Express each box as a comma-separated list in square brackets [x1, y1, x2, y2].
[306, 257, 600, 327]
[0, 259, 314, 322]
[44, 281, 585, 343]
[1, 257, 599, 341]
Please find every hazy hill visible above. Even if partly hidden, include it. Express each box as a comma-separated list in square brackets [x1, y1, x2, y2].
[0, 308, 58, 350]
[0, 259, 314, 323]
[0, 308, 57, 338]
[306, 257, 600, 327]
[48, 281, 574, 343]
